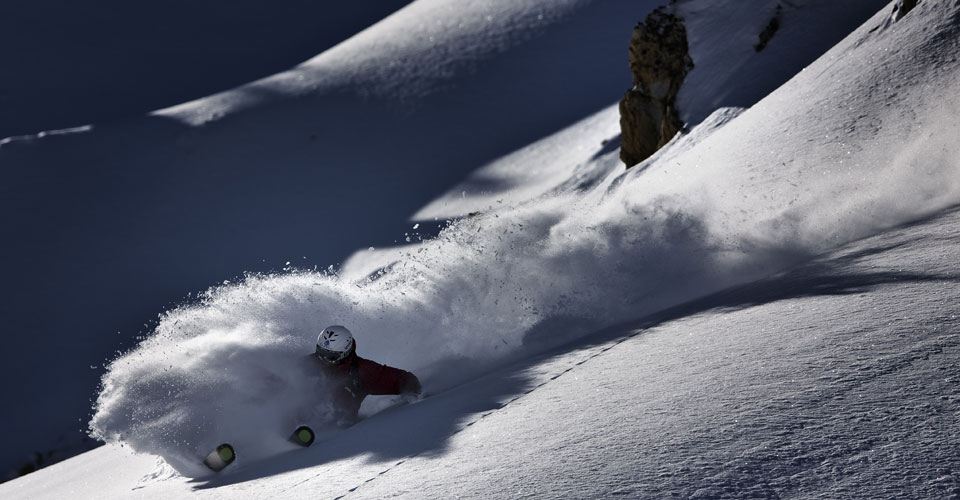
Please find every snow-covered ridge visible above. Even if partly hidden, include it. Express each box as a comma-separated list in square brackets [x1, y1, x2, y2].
[154, 0, 588, 126]
[88, 0, 960, 480]
[0, 2, 419, 140]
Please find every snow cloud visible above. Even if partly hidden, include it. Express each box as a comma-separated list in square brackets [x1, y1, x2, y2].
[88, 138, 814, 477]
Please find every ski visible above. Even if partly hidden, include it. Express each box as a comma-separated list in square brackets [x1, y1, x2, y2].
[203, 443, 236, 472]
[203, 425, 315, 472]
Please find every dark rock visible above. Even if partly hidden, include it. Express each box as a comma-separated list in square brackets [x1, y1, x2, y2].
[755, 4, 782, 52]
[894, 0, 919, 21]
[619, 7, 693, 168]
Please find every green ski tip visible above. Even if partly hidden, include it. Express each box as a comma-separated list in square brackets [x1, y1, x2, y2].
[291, 425, 315, 447]
[203, 443, 236, 472]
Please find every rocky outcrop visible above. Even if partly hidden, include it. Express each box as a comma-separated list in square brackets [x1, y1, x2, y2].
[894, 0, 919, 21]
[872, 0, 921, 34]
[755, 4, 782, 52]
[619, 7, 694, 168]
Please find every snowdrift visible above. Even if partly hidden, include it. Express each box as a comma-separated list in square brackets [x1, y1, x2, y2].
[89, 0, 960, 478]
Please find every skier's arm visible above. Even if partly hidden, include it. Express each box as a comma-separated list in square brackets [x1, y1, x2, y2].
[359, 360, 422, 395]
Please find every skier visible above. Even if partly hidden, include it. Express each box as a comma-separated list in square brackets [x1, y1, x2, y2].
[313, 325, 422, 425]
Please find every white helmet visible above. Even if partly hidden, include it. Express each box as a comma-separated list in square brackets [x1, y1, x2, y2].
[315, 325, 355, 364]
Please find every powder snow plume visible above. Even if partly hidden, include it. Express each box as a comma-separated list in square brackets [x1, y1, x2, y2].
[88, 179, 797, 477]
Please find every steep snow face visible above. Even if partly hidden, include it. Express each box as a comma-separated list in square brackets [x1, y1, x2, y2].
[633, 0, 960, 248]
[676, 0, 894, 125]
[414, 0, 893, 220]
[90, 0, 960, 478]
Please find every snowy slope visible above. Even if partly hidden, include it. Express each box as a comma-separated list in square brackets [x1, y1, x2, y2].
[4, 202, 959, 499]
[3, 0, 955, 491]
[0, 0, 891, 478]
[65, 0, 960, 490]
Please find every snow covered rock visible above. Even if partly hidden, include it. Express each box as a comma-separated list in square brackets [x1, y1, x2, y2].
[619, 5, 693, 167]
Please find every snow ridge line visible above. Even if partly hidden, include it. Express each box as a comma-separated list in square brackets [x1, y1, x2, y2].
[292, 330, 646, 500]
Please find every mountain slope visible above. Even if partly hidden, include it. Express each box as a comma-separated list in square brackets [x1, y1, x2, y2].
[2, 0, 952, 489]
[4, 203, 959, 499]
[68, 0, 960, 489]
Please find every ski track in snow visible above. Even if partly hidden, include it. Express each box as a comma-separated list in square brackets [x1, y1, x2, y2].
[315, 332, 639, 500]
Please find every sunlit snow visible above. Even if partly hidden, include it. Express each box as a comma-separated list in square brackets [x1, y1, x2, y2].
[2, 0, 958, 497]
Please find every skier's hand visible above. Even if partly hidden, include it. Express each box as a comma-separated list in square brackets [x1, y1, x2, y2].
[404, 375, 422, 395]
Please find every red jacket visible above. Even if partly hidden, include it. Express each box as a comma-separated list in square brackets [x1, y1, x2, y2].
[313, 346, 421, 422]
